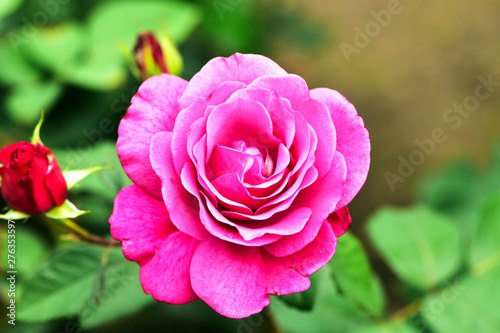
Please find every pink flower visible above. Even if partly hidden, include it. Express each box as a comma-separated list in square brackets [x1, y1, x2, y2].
[110, 53, 370, 318]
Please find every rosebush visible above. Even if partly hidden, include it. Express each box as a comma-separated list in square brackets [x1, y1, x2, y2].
[109, 53, 370, 318]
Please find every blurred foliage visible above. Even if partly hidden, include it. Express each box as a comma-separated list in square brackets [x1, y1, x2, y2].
[1, 0, 499, 332]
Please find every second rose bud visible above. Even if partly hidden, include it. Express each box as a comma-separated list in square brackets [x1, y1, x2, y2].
[131, 31, 183, 80]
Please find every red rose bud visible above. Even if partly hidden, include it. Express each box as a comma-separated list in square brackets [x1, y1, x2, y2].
[0, 142, 68, 214]
[133, 32, 183, 80]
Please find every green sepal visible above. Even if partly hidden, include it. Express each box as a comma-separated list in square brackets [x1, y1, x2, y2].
[31, 110, 45, 145]
[0, 209, 30, 220]
[63, 166, 106, 190]
[45, 200, 89, 219]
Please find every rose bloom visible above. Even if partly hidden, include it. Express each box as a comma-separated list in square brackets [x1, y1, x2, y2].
[110, 53, 370, 318]
[0, 142, 67, 214]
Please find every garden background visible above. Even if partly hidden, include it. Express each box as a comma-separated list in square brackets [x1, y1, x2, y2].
[1, 0, 499, 332]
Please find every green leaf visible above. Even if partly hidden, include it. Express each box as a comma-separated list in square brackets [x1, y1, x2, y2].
[17, 245, 114, 321]
[416, 160, 477, 224]
[469, 193, 500, 276]
[11, 227, 49, 278]
[422, 267, 500, 332]
[367, 206, 461, 290]
[45, 200, 89, 219]
[88, 1, 201, 63]
[272, 266, 370, 333]
[79, 260, 153, 329]
[63, 166, 106, 190]
[200, 0, 258, 54]
[17, 245, 150, 324]
[277, 272, 318, 311]
[58, 58, 126, 91]
[6, 81, 62, 126]
[0, 0, 22, 20]
[0, 209, 30, 220]
[18, 22, 85, 72]
[330, 232, 385, 317]
[0, 41, 40, 85]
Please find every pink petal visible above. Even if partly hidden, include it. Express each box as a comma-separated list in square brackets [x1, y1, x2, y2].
[171, 81, 245, 177]
[261, 250, 311, 296]
[140, 232, 199, 304]
[262, 220, 337, 295]
[310, 88, 370, 207]
[118, 74, 188, 198]
[150, 131, 212, 241]
[211, 173, 261, 210]
[191, 138, 253, 215]
[207, 145, 255, 181]
[284, 220, 337, 276]
[181, 162, 281, 246]
[109, 185, 175, 265]
[204, 190, 312, 241]
[327, 206, 352, 237]
[171, 98, 207, 177]
[205, 98, 279, 160]
[243, 143, 290, 188]
[190, 238, 271, 318]
[226, 88, 296, 148]
[264, 152, 347, 257]
[179, 53, 287, 110]
[248, 75, 336, 178]
[225, 167, 318, 220]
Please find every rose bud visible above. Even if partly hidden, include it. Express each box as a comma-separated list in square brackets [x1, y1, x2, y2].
[133, 31, 183, 80]
[0, 141, 68, 214]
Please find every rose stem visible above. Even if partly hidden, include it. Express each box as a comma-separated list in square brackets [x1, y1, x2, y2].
[55, 218, 120, 247]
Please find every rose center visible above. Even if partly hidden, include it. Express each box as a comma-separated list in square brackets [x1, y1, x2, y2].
[232, 140, 274, 178]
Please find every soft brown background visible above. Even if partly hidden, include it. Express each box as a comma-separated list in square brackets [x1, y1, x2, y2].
[267, 0, 500, 225]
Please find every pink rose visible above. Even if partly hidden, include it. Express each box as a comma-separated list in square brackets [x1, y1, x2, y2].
[110, 53, 370, 318]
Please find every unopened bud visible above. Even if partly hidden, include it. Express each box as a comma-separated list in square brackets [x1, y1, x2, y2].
[132, 32, 183, 80]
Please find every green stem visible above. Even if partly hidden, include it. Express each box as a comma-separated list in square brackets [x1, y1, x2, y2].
[56, 218, 120, 247]
[389, 299, 423, 322]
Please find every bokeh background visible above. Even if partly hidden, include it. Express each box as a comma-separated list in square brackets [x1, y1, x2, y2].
[1, 0, 499, 332]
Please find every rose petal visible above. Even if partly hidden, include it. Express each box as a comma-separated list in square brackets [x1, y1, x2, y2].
[205, 98, 279, 160]
[118, 74, 188, 199]
[226, 88, 296, 148]
[248, 75, 336, 178]
[262, 220, 336, 295]
[192, 138, 253, 215]
[190, 237, 270, 318]
[327, 206, 352, 237]
[181, 163, 282, 246]
[207, 145, 254, 180]
[28, 149, 54, 212]
[264, 152, 347, 257]
[284, 220, 337, 276]
[150, 131, 212, 241]
[109, 185, 176, 265]
[140, 232, 199, 304]
[261, 250, 311, 296]
[310, 88, 370, 207]
[179, 53, 287, 110]
[44, 156, 67, 207]
[171, 82, 245, 178]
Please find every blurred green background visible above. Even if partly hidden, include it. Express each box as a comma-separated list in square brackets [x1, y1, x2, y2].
[1, 0, 499, 332]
